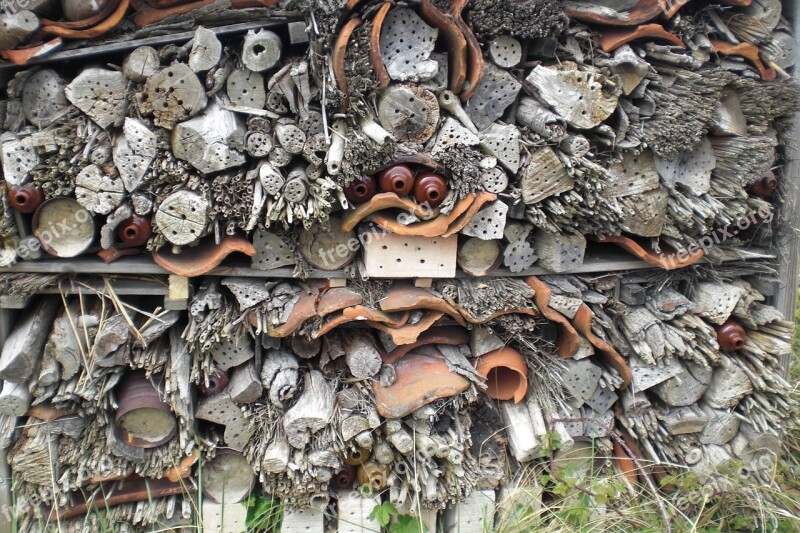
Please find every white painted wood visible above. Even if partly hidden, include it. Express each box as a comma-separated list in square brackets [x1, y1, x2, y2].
[336, 491, 380, 533]
[363, 233, 457, 278]
[282, 506, 326, 533]
[443, 490, 495, 533]
[202, 500, 248, 533]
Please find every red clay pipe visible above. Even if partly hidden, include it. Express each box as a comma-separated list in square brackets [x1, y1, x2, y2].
[197, 368, 229, 396]
[117, 215, 152, 246]
[749, 172, 778, 197]
[332, 465, 355, 489]
[715, 319, 747, 351]
[344, 176, 377, 205]
[8, 184, 44, 214]
[377, 164, 414, 197]
[413, 172, 447, 208]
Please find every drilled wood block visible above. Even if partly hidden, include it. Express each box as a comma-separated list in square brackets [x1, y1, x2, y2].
[363, 232, 457, 278]
[282, 506, 325, 533]
[336, 491, 380, 533]
[202, 500, 247, 533]
[443, 490, 496, 533]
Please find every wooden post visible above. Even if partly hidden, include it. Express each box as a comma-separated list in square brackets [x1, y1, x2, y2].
[0, 308, 15, 533]
[166, 275, 190, 311]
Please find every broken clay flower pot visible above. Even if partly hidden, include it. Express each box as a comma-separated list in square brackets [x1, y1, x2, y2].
[114, 370, 177, 448]
[475, 347, 528, 403]
[152, 235, 256, 277]
[117, 214, 152, 246]
[32, 197, 96, 258]
[197, 368, 229, 396]
[377, 164, 415, 197]
[749, 172, 778, 197]
[8, 184, 44, 214]
[715, 319, 747, 351]
[332, 464, 356, 489]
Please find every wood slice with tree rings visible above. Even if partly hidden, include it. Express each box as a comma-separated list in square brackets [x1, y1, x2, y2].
[22, 69, 68, 128]
[143, 63, 207, 130]
[65, 68, 128, 129]
[114, 371, 177, 449]
[227, 69, 266, 109]
[378, 85, 439, 143]
[458, 237, 501, 276]
[32, 198, 95, 258]
[298, 215, 357, 270]
[202, 450, 255, 504]
[74, 164, 124, 215]
[123, 46, 159, 82]
[154, 190, 208, 246]
[480, 167, 509, 194]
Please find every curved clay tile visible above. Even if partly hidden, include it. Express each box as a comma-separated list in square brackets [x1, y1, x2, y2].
[373, 351, 470, 418]
[382, 325, 470, 364]
[369, 2, 392, 90]
[317, 287, 363, 318]
[41, 0, 120, 29]
[451, 0, 483, 102]
[599, 23, 685, 53]
[268, 287, 323, 337]
[564, 0, 686, 26]
[42, 0, 128, 38]
[380, 285, 467, 326]
[613, 438, 639, 486]
[525, 276, 581, 358]
[133, 0, 216, 27]
[343, 305, 410, 327]
[330, 17, 363, 108]
[152, 235, 256, 277]
[571, 304, 632, 389]
[456, 305, 539, 325]
[342, 192, 436, 232]
[475, 347, 528, 403]
[419, 0, 467, 93]
[597, 235, 704, 270]
[441, 191, 498, 237]
[369, 194, 474, 238]
[710, 40, 777, 81]
[0, 38, 63, 66]
[369, 310, 444, 345]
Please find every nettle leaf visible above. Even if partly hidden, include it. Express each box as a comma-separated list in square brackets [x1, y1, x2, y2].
[369, 501, 399, 528]
[390, 515, 427, 533]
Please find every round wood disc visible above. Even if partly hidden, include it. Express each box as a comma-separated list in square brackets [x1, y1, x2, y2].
[154, 191, 209, 246]
[202, 451, 255, 504]
[298, 215, 357, 270]
[32, 198, 95, 258]
[378, 85, 439, 143]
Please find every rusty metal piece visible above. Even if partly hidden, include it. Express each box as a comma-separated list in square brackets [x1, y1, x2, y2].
[475, 347, 528, 403]
[599, 23, 685, 53]
[312, 307, 410, 338]
[369, 310, 444, 346]
[380, 285, 467, 326]
[419, 0, 466, 94]
[0, 38, 63, 66]
[525, 276, 580, 358]
[153, 235, 256, 277]
[357, 461, 389, 490]
[715, 319, 747, 351]
[597, 234, 704, 270]
[370, 2, 392, 90]
[197, 368, 229, 396]
[344, 446, 371, 466]
[42, 0, 128, 38]
[383, 326, 469, 364]
[332, 464, 356, 489]
[565, 0, 686, 26]
[8, 183, 43, 214]
[572, 304, 631, 389]
[115, 371, 177, 449]
[117, 214, 152, 246]
[451, 0, 483, 101]
[373, 350, 470, 418]
[711, 40, 776, 81]
[342, 191, 437, 232]
[332, 17, 363, 111]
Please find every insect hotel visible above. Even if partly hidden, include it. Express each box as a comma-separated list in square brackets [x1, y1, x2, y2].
[0, 0, 798, 530]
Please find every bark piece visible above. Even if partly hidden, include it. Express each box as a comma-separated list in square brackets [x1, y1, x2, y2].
[65, 68, 127, 129]
[533, 229, 586, 273]
[363, 233, 457, 278]
[154, 190, 208, 246]
[261, 347, 299, 408]
[251, 229, 296, 270]
[196, 392, 253, 451]
[519, 147, 573, 204]
[188, 26, 221, 73]
[113, 118, 157, 192]
[379, 7, 439, 83]
[378, 84, 439, 143]
[458, 238, 501, 276]
[227, 69, 266, 109]
[478, 123, 520, 173]
[283, 370, 335, 448]
[228, 362, 262, 403]
[172, 100, 246, 174]
[464, 62, 522, 131]
[74, 164, 124, 215]
[0, 296, 60, 382]
[525, 62, 618, 129]
[143, 63, 206, 129]
[0, 11, 39, 50]
[122, 46, 159, 82]
[298, 216, 357, 270]
[654, 136, 715, 195]
[461, 200, 508, 240]
[242, 29, 281, 72]
[22, 69, 68, 128]
[343, 331, 382, 379]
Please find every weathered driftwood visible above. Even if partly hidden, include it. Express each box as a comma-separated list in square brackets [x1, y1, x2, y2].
[65, 68, 127, 129]
[242, 29, 282, 72]
[188, 26, 222, 73]
[342, 331, 382, 379]
[153, 190, 209, 247]
[0, 296, 60, 382]
[172, 100, 246, 174]
[283, 370, 335, 449]
[0, 11, 39, 50]
[228, 362, 262, 403]
[122, 46, 160, 82]
[74, 164, 124, 215]
[261, 347, 299, 408]
[533, 229, 586, 273]
[142, 63, 207, 129]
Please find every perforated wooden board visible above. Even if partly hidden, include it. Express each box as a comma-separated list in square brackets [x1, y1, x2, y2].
[655, 136, 716, 195]
[363, 232, 457, 278]
[379, 7, 439, 83]
[461, 200, 508, 240]
[251, 229, 296, 270]
[196, 392, 254, 451]
[227, 69, 266, 109]
[21, 69, 68, 128]
[602, 149, 660, 197]
[533, 229, 586, 273]
[479, 123, 521, 173]
[692, 282, 746, 325]
[211, 334, 255, 370]
[519, 147, 574, 205]
[464, 62, 522, 131]
[619, 187, 669, 237]
[630, 356, 684, 391]
[1, 136, 38, 186]
[113, 118, 157, 192]
[561, 358, 602, 404]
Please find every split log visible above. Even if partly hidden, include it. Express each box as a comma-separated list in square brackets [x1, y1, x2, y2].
[341, 415, 370, 442]
[698, 404, 740, 445]
[74, 164, 124, 215]
[516, 97, 565, 140]
[228, 362, 262, 403]
[94, 313, 130, 358]
[343, 331, 382, 379]
[153, 190, 209, 246]
[113, 118, 157, 192]
[619, 188, 668, 237]
[261, 347, 299, 408]
[378, 85, 440, 143]
[262, 434, 290, 473]
[122, 46, 160, 82]
[0, 11, 39, 50]
[0, 296, 59, 382]
[0, 381, 31, 417]
[44, 302, 85, 381]
[458, 238, 501, 276]
[653, 362, 711, 407]
[142, 64, 206, 129]
[65, 68, 127, 129]
[730, 423, 781, 463]
[242, 29, 282, 72]
[607, 45, 648, 95]
[662, 405, 708, 435]
[283, 370, 335, 449]
[21, 69, 68, 128]
[171, 100, 246, 174]
[188, 26, 221, 73]
[703, 356, 752, 409]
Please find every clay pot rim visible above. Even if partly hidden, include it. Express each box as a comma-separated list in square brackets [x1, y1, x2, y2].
[31, 197, 96, 258]
[474, 347, 528, 403]
[114, 372, 177, 449]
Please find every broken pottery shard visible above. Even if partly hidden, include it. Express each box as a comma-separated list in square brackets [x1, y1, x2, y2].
[153, 236, 256, 277]
[379, 7, 439, 83]
[65, 68, 128, 129]
[464, 62, 522, 131]
[113, 118, 157, 192]
[171, 100, 246, 174]
[196, 392, 254, 452]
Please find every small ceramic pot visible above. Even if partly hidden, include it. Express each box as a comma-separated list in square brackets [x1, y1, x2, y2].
[8, 184, 44, 214]
[117, 215, 152, 246]
[474, 347, 529, 403]
[115, 371, 177, 449]
[343, 446, 371, 466]
[331, 465, 356, 489]
[344, 176, 377, 205]
[356, 461, 389, 491]
[377, 164, 414, 197]
[413, 172, 447, 207]
[749, 172, 778, 197]
[715, 319, 747, 351]
[197, 368, 229, 396]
